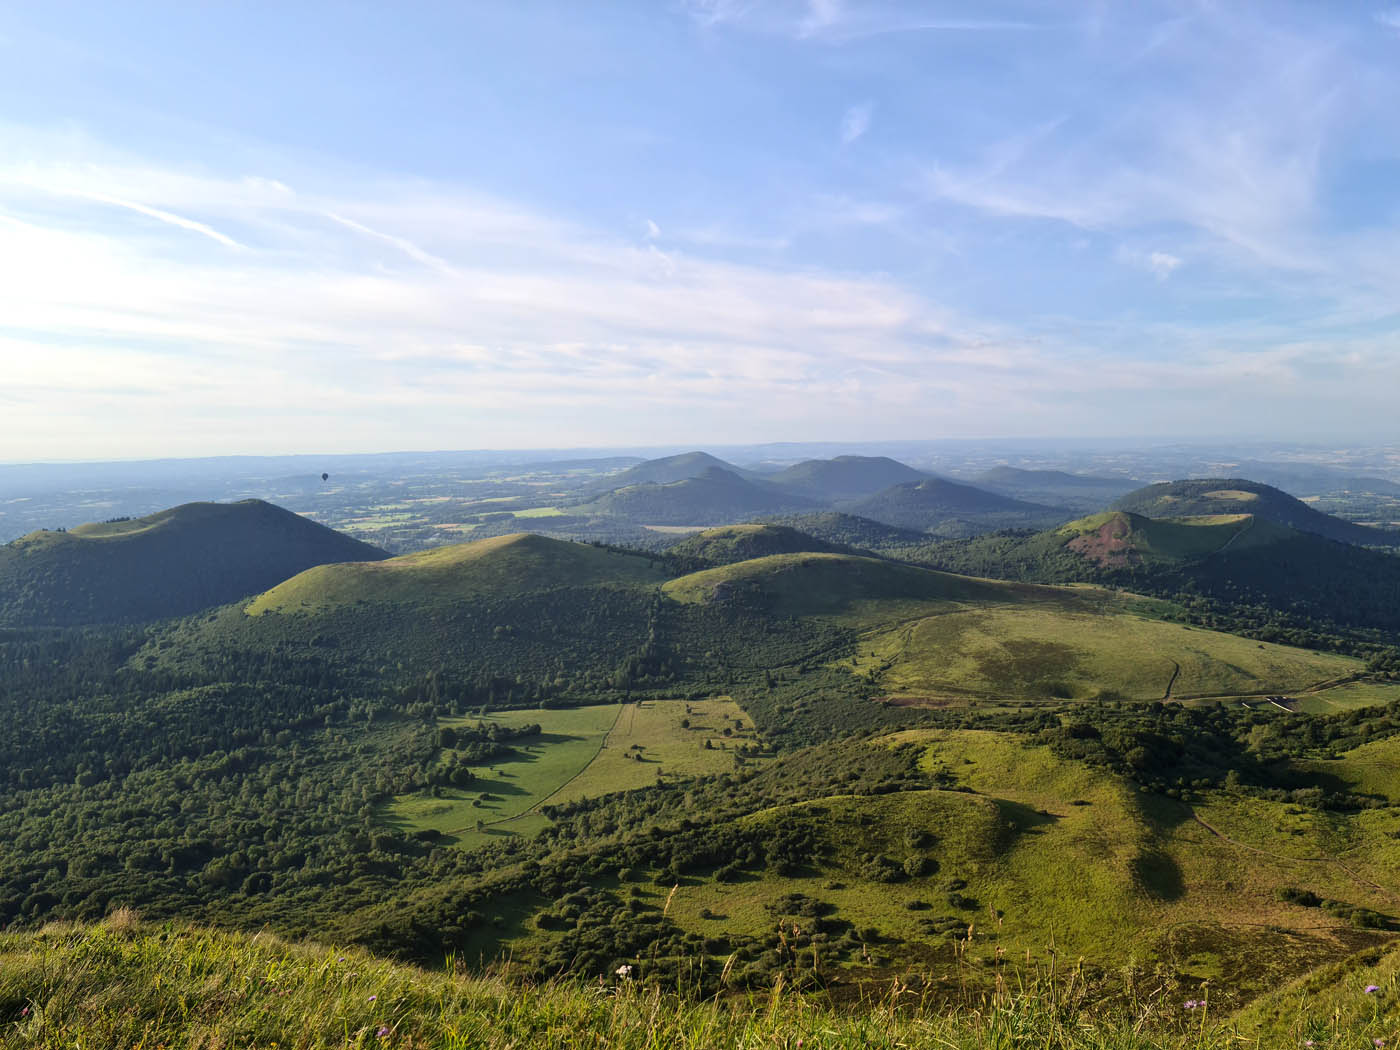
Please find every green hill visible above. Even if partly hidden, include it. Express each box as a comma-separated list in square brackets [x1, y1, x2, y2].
[1113, 478, 1400, 546]
[0, 500, 386, 627]
[662, 551, 1025, 616]
[664, 523, 854, 568]
[766, 455, 928, 502]
[662, 550, 1357, 703]
[756, 511, 934, 551]
[585, 451, 758, 494]
[846, 477, 1071, 536]
[972, 466, 1142, 512]
[921, 510, 1400, 639]
[247, 531, 666, 615]
[579, 467, 820, 525]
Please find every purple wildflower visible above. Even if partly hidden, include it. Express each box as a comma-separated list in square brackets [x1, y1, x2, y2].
[1374, 1039, 1385, 1048]
[378, 1027, 391, 1037]
[367, 994, 378, 1002]
[1184, 999, 1202, 1010]
[1367, 985, 1382, 994]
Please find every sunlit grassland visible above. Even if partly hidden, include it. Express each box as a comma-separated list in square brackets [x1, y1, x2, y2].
[13, 915, 1398, 1049]
[848, 604, 1359, 704]
[512, 506, 567, 518]
[545, 697, 760, 808]
[381, 704, 621, 845]
[382, 699, 763, 850]
[1292, 678, 1400, 713]
[1300, 734, 1400, 802]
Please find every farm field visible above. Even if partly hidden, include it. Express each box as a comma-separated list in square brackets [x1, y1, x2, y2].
[384, 699, 762, 849]
[849, 603, 1360, 704]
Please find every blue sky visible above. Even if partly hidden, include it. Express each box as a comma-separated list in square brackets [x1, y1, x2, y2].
[2, 1, 1400, 459]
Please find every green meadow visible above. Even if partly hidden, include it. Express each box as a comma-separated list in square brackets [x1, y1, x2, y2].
[383, 699, 764, 849]
[853, 603, 1359, 704]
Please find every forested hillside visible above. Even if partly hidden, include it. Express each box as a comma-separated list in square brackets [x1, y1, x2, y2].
[0, 500, 386, 627]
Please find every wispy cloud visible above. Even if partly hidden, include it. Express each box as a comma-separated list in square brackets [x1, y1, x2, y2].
[687, 0, 1037, 41]
[840, 103, 872, 145]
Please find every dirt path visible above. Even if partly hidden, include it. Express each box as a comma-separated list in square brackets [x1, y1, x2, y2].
[1212, 516, 1255, 556]
[1191, 812, 1400, 905]
[1162, 660, 1181, 700]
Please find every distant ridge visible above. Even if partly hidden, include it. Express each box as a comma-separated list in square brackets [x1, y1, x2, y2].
[972, 467, 1141, 512]
[1112, 478, 1400, 547]
[0, 500, 387, 627]
[766, 455, 928, 502]
[585, 451, 759, 494]
[580, 466, 820, 525]
[847, 477, 1071, 536]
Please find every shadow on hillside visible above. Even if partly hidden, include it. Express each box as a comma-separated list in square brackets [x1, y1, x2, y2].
[993, 799, 1058, 841]
[1130, 848, 1185, 900]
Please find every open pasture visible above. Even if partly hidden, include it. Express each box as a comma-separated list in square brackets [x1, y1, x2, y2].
[850, 602, 1359, 704]
[384, 698, 760, 849]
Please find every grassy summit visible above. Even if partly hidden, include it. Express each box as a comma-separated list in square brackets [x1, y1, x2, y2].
[0, 499, 385, 627]
[246, 531, 666, 614]
[1113, 478, 1400, 546]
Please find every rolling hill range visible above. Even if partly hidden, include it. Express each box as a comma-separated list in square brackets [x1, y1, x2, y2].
[9, 494, 1400, 1036]
[0, 499, 386, 627]
[846, 477, 1072, 536]
[920, 509, 1400, 639]
[765, 454, 928, 502]
[662, 551, 1360, 703]
[1112, 478, 1400, 546]
[577, 467, 820, 525]
[971, 466, 1143, 512]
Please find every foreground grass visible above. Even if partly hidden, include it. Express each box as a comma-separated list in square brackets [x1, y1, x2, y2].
[3, 915, 1398, 1048]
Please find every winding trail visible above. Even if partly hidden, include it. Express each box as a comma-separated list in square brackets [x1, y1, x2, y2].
[1191, 812, 1400, 905]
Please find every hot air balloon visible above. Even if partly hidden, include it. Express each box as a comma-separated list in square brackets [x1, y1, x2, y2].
[321, 473, 329, 482]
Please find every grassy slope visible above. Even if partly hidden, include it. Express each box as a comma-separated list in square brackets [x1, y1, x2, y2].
[0, 499, 386, 626]
[664, 552, 1359, 703]
[857, 603, 1358, 703]
[247, 532, 666, 614]
[7, 915, 1365, 1049]
[662, 552, 1036, 617]
[569, 728, 1400, 1014]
